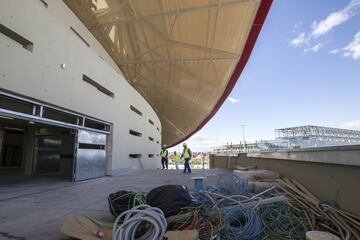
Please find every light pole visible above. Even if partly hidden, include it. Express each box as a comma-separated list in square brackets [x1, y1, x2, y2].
[202, 152, 205, 170]
[240, 124, 246, 152]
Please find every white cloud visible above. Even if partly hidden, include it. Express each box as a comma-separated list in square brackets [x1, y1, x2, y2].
[227, 97, 239, 104]
[342, 31, 360, 59]
[310, 0, 360, 39]
[290, 32, 306, 47]
[329, 48, 341, 54]
[292, 21, 303, 33]
[289, 0, 360, 51]
[330, 31, 360, 60]
[342, 120, 360, 128]
[303, 43, 324, 53]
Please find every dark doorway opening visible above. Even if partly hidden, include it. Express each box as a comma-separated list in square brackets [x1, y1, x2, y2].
[34, 127, 76, 179]
[0, 128, 24, 168]
[0, 116, 76, 182]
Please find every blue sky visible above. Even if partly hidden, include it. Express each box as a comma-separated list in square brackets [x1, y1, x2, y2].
[171, 0, 360, 152]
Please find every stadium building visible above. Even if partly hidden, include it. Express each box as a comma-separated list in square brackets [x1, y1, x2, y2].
[0, 0, 271, 180]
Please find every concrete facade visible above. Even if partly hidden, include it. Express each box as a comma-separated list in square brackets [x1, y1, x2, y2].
[0, 0, 162, 171]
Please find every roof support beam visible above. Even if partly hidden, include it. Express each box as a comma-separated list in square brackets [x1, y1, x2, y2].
[129, 0, 157, 85]
[192, 0, 222, 110]
[168, 40, 238, 58]
[137, 19, 239, 58]
[120, 57, 237, 65]
[90, 0, 254, 28]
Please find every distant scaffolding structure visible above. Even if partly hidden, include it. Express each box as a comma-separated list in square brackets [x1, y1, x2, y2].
[275, 125, 360, 148]
[276, 125, 360, 140]
[212, 125, 360, 155]
[212, 142, 260, 155]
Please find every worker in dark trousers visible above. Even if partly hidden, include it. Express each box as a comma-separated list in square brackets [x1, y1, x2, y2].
[161, 145, 168, 169]
[173, 151, 181, 170]
[181, 143, 192, 174]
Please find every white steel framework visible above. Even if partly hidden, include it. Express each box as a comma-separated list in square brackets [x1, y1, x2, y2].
[275, 125, 360, 141]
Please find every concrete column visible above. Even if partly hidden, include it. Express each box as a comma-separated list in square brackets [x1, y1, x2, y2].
[105, 124, 113, 176]
[24, 126, 36, 176]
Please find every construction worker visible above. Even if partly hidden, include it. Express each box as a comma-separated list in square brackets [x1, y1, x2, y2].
[181, 143, 192, 173]
[161, 145, 168, 169]
[173, 151, 181, 170]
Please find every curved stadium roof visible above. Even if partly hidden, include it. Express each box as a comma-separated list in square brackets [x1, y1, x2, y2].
[65, 0, 272, 146]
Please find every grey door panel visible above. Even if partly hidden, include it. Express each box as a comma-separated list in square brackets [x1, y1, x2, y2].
[74, 130, 107, 181]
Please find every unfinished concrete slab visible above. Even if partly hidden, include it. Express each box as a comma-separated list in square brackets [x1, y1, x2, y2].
[0, 169, 230, 240]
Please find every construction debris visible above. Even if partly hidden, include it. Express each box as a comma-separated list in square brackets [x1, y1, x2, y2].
[112, 205, 167, 240]
[233, 169, 280, 181]
[108, 191, 147, 217]
[235, 166, 257, 171]
[306, 231, 341, 240]
[61, 170, 360, 240]
[278, 178, 360, 240]
[61, 215, 111, 240]
[164, 230, 198, 240]
[248, 181, 278, 193]
[234, 168, 280, 193]
[147, 185, 194, 217]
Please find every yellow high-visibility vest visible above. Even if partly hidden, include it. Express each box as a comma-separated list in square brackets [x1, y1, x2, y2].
[161, 149, 167, 158]
[183, 148, 190, 158]
[173, 153, 180, 162]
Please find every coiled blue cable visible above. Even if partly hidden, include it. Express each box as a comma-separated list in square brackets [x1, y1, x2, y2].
[221, 207, 263, 240]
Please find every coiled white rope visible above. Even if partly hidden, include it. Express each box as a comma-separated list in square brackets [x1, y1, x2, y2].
[112, 204, 167, 240]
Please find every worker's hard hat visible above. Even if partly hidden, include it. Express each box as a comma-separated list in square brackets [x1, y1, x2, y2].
[163, 144, 167, 147]
[183, 143, 187, 146]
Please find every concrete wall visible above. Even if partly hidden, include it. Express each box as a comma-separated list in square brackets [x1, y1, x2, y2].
[248, 145, 360, 166]
[210, 150, 360, 216]
[0, 0, 162, 170]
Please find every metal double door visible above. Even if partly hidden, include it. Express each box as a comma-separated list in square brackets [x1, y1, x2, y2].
[73, 130, 107, 181]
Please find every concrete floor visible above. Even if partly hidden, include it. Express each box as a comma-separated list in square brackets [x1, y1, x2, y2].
[0, 169, 230, 240]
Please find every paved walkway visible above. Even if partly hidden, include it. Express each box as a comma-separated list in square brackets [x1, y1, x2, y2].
[0, 169, 230, 239]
